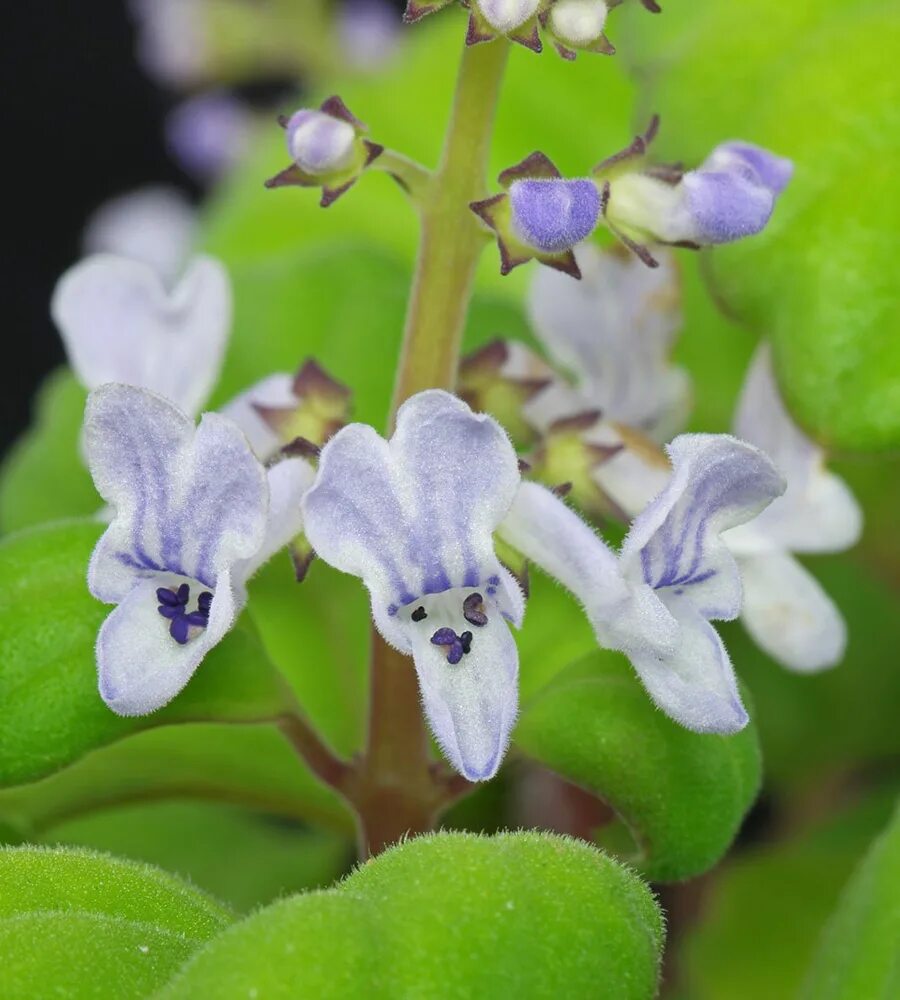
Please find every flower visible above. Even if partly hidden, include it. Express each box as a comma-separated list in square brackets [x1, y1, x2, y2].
[339, 0, 401, 70]
[52, 254, 230, 419]
[540, 0, 615, 60]
[81, 187, 196, 286]
[528, 243, 689, 441]
[84, 384, 312, 715]
[596, 122, 793, 264]
[130, 0, 207, 87]
[725, 344, 862, 671]
[501, 434, 786, 733]
[302, 391, 525, 781]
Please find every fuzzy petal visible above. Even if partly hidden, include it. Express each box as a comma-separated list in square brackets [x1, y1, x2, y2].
[82, 186, 196, 284]
[97, 569, 238, 716]
[303, 390, 522, 647]
[702, 142, 794, 196]
[500, 482, 678, 656]
[85, 385, 267, 602]
[53, 254, 230, 418]
[234, 457, 313, 585]
[409, 611, 519, 781]
[628, 592, 749, 734]
[737, 550, 846, 672]
[731, 344, 862, 553]
[621, 434, 785, 620]
[528, 244, 688, 435]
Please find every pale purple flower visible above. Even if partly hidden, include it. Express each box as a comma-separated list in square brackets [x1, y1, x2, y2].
[52, 254, 230, 419]
[479, 0, 541, 33]
[82, 188, 196, 286]
[286, 109, 357, 176]
[302, 391, 525, 781]
[725, 344, 861, 671]
[501, 434, 785, 733]
[548, 0, 608, 46]
[339, 0, 401, 69]
[85, 384, 312, 715]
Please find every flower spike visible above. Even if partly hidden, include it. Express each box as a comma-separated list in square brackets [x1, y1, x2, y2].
[265, 96, 384, 208]
[471, 152, 601, 278]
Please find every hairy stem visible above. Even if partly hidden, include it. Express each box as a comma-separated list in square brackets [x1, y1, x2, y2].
[390, 37, 510, 411]
[350, 37, 510, 857]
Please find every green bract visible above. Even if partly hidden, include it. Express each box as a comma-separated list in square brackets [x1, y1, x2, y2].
[0, 846, 232, 1000]
[159, 831, 664, 999]
[516, 651, 761, 881]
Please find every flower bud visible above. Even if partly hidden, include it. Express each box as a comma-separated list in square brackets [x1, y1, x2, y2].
[548, 0, 609, 48]
[286, 110, 357, 176]
[509, 179, 601, 254]
[471, 152, 602, 278]
[594, 120, 792, 261]
[701, 141, 794, 196]
[478, 0, 540, 34]
[265, 96, 383, 208]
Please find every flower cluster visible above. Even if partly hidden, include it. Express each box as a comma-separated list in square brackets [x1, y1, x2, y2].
[473, 122, 793, 276]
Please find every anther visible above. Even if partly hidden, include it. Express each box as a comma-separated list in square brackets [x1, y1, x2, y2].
[411, 606, 428, 622]
[463, 592, 488, 627]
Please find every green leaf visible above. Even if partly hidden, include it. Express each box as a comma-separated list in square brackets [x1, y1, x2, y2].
[0, 370, 94, 534]
[515, 651, 761, 881]
[42, 801, 351, 914]
[801, 797, 900, 1000]
[678, 786, 897, 1000]
[159, 831, 663, 999]
[0, 723, 353, 840]
[0, 521, 293, 786]
[0, 845, 232, 1000]
[628, 1, 900, 450]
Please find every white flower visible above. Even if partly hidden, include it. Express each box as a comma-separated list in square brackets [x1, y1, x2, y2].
[85, 384, 312, 715]
[725, 344, 862, 671]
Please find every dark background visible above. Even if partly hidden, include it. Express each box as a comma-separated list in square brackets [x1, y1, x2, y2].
[0, 2, 190, 452]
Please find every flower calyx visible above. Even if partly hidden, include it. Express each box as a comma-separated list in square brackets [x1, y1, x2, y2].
[471, 152, 602, 278]
[265, 96, 384, 208]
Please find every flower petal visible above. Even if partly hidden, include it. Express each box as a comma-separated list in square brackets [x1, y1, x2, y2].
[234, 457, 314, 585]
[53, 254, 230, 417]
[737, 550, 846, 673]
[409, 612, 519, 781]
[702, 141, 794, 196]
[499, 482, 678, 657]
[97, 570, 238, 716]
[731, 344, 862, 553]
[303, 390, 522, 647]
[621, 434, 785, 620]
[85, 385, 267, 602]
[628, 591, 749, 734]
[219, 372, 296, 460]
[528, 244, 688, 436]
[681, 169, 775, 244]
[81, 186, 196, 283]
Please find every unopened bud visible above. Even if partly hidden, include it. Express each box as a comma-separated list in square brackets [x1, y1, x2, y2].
[478, 0, 540, 33]
[549, 0, 608, 47]
[509, 178, 601, 253]
[286, 109, 357, 176]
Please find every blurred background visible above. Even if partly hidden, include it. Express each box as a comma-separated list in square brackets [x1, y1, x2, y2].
[2, 2, 185, 451]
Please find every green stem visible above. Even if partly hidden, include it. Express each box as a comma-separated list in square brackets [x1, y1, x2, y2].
[348, 37, 510, 857]
[390, 37, 510, 412]
[372, 149, 432, 206]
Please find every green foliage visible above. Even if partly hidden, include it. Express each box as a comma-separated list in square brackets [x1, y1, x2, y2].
[0, 723, 353, 841]
[0, 522, 293, 786]
[0, 845, 232, 1000]
[159, 831, 663, 999]
[679, 786, 897, 1000]
[627, 0, 900, 450]
[515, 651, 761, 881]
[43, 801, 351, 913]
[801, 797, 900, 999]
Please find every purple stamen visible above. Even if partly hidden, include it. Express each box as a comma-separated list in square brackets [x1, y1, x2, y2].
[463, 592, 488, 627]
[156, 584, 213, 645]
[430, 626, 475, 665]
